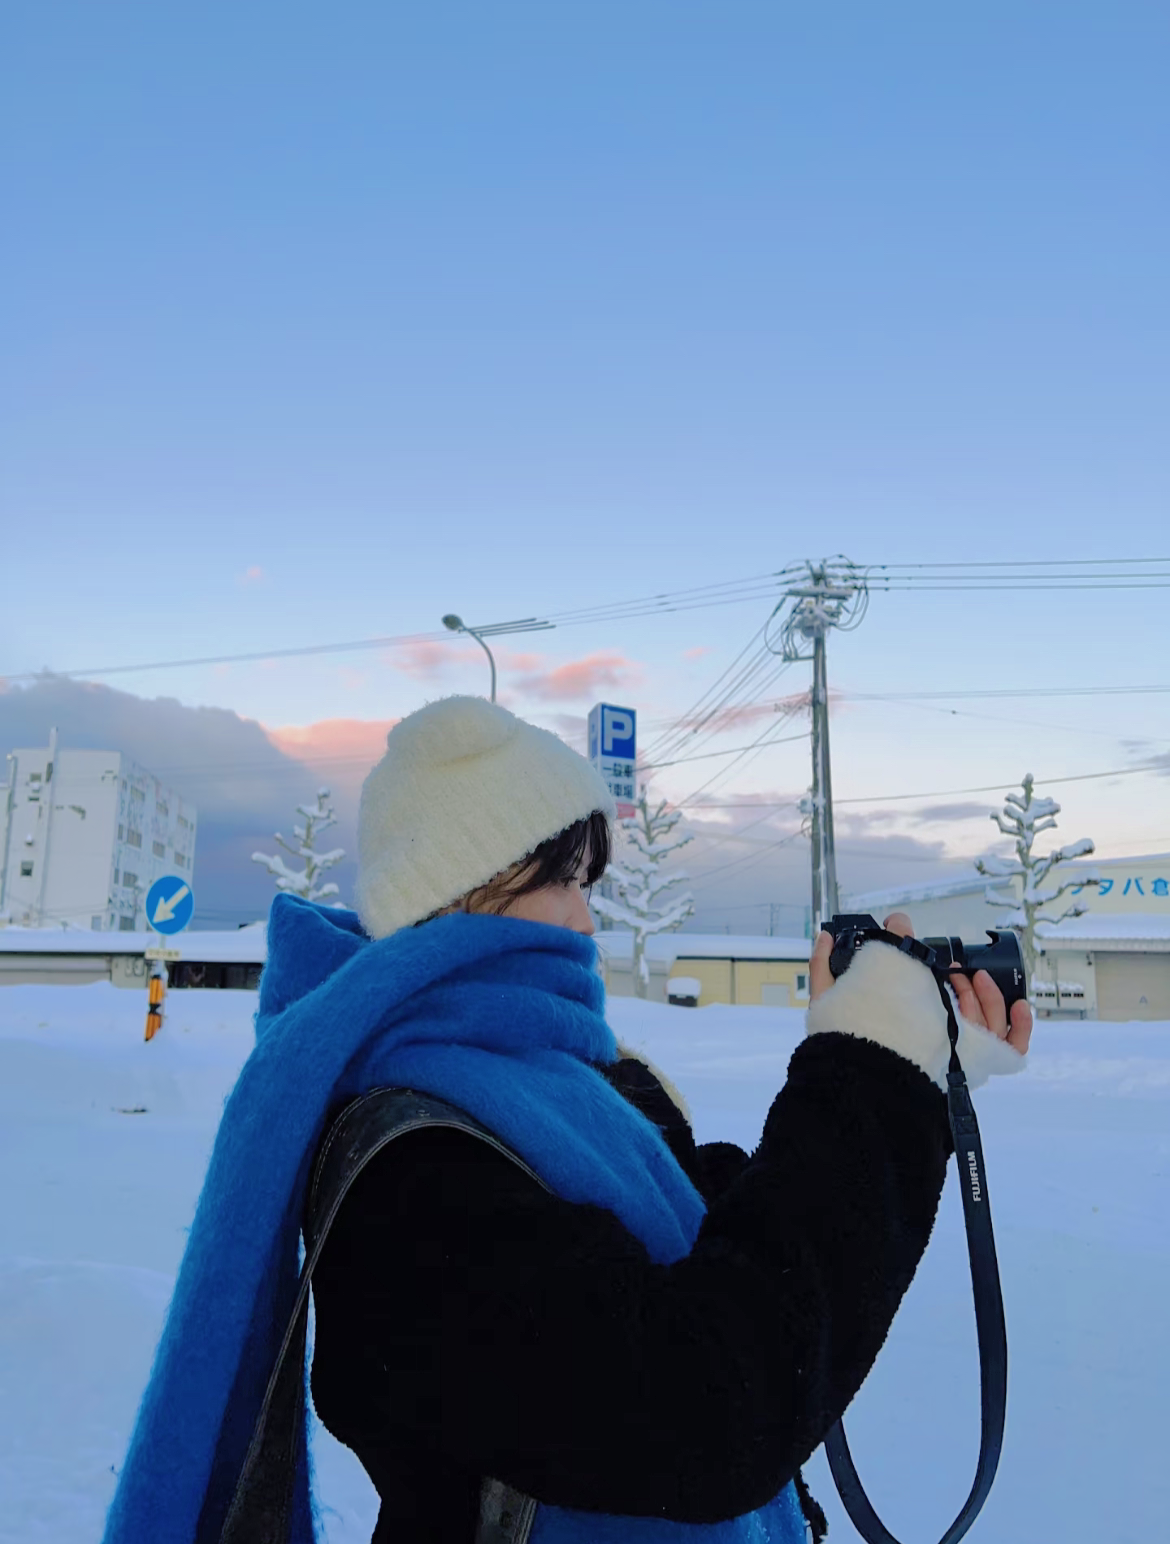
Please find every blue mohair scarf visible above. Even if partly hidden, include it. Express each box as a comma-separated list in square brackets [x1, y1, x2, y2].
[104, 894, 804, 1544]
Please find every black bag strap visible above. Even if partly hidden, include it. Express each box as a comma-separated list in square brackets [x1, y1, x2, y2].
[823, 970, 1008, 1544]
[218, 1088, 547, 1544]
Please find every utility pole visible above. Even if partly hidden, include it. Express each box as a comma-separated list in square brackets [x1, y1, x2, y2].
[774, 559, 868, 933]
[808, 627, 838, 927]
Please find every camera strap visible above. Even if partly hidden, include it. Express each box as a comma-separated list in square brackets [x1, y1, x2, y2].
[823, 964, 1008, 1544]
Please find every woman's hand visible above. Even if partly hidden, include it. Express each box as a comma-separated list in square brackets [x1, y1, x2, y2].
[810, 910, 1032, 1056]
[810, 910, 917, 1001]
[946, 960, 1033, 1054]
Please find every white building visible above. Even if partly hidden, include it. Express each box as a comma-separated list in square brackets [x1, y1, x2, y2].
[0, 733, 197, 931]
[845, 852, 1170, 1020]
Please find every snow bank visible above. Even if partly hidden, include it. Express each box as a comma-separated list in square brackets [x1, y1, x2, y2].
[1, 984, 1167, 1543]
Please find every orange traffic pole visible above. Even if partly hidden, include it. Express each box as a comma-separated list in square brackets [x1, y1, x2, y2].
[145, 968, 166, 1041]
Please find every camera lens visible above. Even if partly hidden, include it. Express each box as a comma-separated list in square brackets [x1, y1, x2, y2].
[926, 931, 1027, 1009]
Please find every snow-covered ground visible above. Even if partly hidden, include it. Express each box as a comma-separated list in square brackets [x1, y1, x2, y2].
[1, 984, 1166, 1543]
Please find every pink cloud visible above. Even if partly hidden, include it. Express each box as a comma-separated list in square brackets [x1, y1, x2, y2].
[496, 648, 545, 672]
[675, 690, 810, 736]
[384, 639, 473, 680]
[238, 565, 266, 586]
[683, 645, 711, 661]
[265, 717, 399, 764]
[263, 717, 399, 806]
[515, 651, 639, 703]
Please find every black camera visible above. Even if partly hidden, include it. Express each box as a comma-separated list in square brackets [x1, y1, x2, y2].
[824, 913, 1028, 1011]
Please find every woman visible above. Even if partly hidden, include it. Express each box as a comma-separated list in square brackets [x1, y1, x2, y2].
[103, 695, 1030, 1544]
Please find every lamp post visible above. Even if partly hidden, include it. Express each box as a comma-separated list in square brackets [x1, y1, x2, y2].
[439, 614, 556, 702]
[442, 615, 498, 701]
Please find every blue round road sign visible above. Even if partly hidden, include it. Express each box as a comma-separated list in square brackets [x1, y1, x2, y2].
[145, 875, 195, 935]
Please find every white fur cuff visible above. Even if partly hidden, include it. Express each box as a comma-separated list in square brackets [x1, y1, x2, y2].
[805, 941, 1025, 1092]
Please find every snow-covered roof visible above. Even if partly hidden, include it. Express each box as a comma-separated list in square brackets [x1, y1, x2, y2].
[845, 852, 1170, 914]
[0, 924, 268, 963]
[596, 931, 810, 964]
[1037, 914, 1170, 952]
[843, 874, 989, 909]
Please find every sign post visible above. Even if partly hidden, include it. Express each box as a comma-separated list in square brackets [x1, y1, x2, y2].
[588, 704, 637, 820]
[142, 876, 195, 1040]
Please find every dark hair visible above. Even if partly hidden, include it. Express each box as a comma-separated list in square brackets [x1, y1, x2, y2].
[434, 809, 611, 920]
[510, 809, 612, 894]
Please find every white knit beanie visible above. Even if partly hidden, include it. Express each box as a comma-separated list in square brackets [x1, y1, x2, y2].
[355, 696, 616, 937]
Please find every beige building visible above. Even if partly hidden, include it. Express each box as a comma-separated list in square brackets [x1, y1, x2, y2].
[597, 932, 811, 1006]
[845, 852, 1170, 1020]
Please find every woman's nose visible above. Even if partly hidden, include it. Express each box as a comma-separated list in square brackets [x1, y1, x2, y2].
[569, 886, 596, 936]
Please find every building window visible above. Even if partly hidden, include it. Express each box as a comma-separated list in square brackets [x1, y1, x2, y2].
[118, 824, 124, 840]
[126, 829, 142, 848]
[177, 814, 191, 831]
[119, 916, 136, 932]
[20, 860, 34, 877]
[157, 799, 169, 818]
[113, 869, 120, 885]
[91, 916, 103, 930]
[174, 851, 188, 869]
[152, 840, 166, 858]
[123, 872, 139, 891]
[795, 972, 809, 997]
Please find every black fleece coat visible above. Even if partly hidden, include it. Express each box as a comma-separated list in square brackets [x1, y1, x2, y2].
[310, 1031, 954, 1543]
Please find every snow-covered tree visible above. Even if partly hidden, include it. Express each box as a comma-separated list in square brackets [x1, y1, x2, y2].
[974, 773, 1099, 977]
[591, 791, 694, 997]
[252, 787, 346, 904]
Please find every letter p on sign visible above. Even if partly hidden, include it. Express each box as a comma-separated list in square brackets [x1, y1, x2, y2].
[602, 708, 635, 756]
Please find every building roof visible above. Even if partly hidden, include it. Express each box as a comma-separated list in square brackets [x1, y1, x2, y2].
[596, 931, 810, 964]
[844, 873, 989, 910]
[1038, 913, 1170, 952]
[0, 923, 267, 963]
[846, 852, 1170, 914]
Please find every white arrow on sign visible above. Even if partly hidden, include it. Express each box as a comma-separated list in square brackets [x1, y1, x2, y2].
[153, 884, 191, 925]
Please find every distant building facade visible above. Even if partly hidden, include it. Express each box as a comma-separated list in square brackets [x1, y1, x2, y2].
[845, 852, 1170, 1021]
[0, 733, 197, 930]
[598, 932, 811, 1005]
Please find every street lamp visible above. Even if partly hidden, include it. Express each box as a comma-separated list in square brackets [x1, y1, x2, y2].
[442, 615, 498, 702]
[440, 614, 556, 702]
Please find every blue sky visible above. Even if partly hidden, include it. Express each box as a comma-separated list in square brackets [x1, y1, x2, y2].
[3, 2, 1168, 924]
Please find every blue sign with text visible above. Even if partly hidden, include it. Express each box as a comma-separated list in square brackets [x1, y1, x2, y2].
[588, 704, 636, 761]
[146, 875, 195, 935]
[588, 704, 638, 816]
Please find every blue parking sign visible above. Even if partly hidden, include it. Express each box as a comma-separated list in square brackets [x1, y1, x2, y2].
[145, 875, 195, 935]
[588, 704, 638, 817]
[588, 703, 636, 760]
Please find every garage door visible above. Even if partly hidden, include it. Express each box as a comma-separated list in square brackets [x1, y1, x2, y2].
[1094, 953, 1170, 1021]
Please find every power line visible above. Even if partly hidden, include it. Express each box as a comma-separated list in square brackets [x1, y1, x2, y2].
[833, 759, 1169, 806]
[876, 562, 1166, 574]
[845, 684, 1170, 700]
[9, 557, 1170, 684]
[843, 693, 1170, 744]
[675, 715, 810, 808]
[692, 829, 806, 883]
[641, 731, 809, 771]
